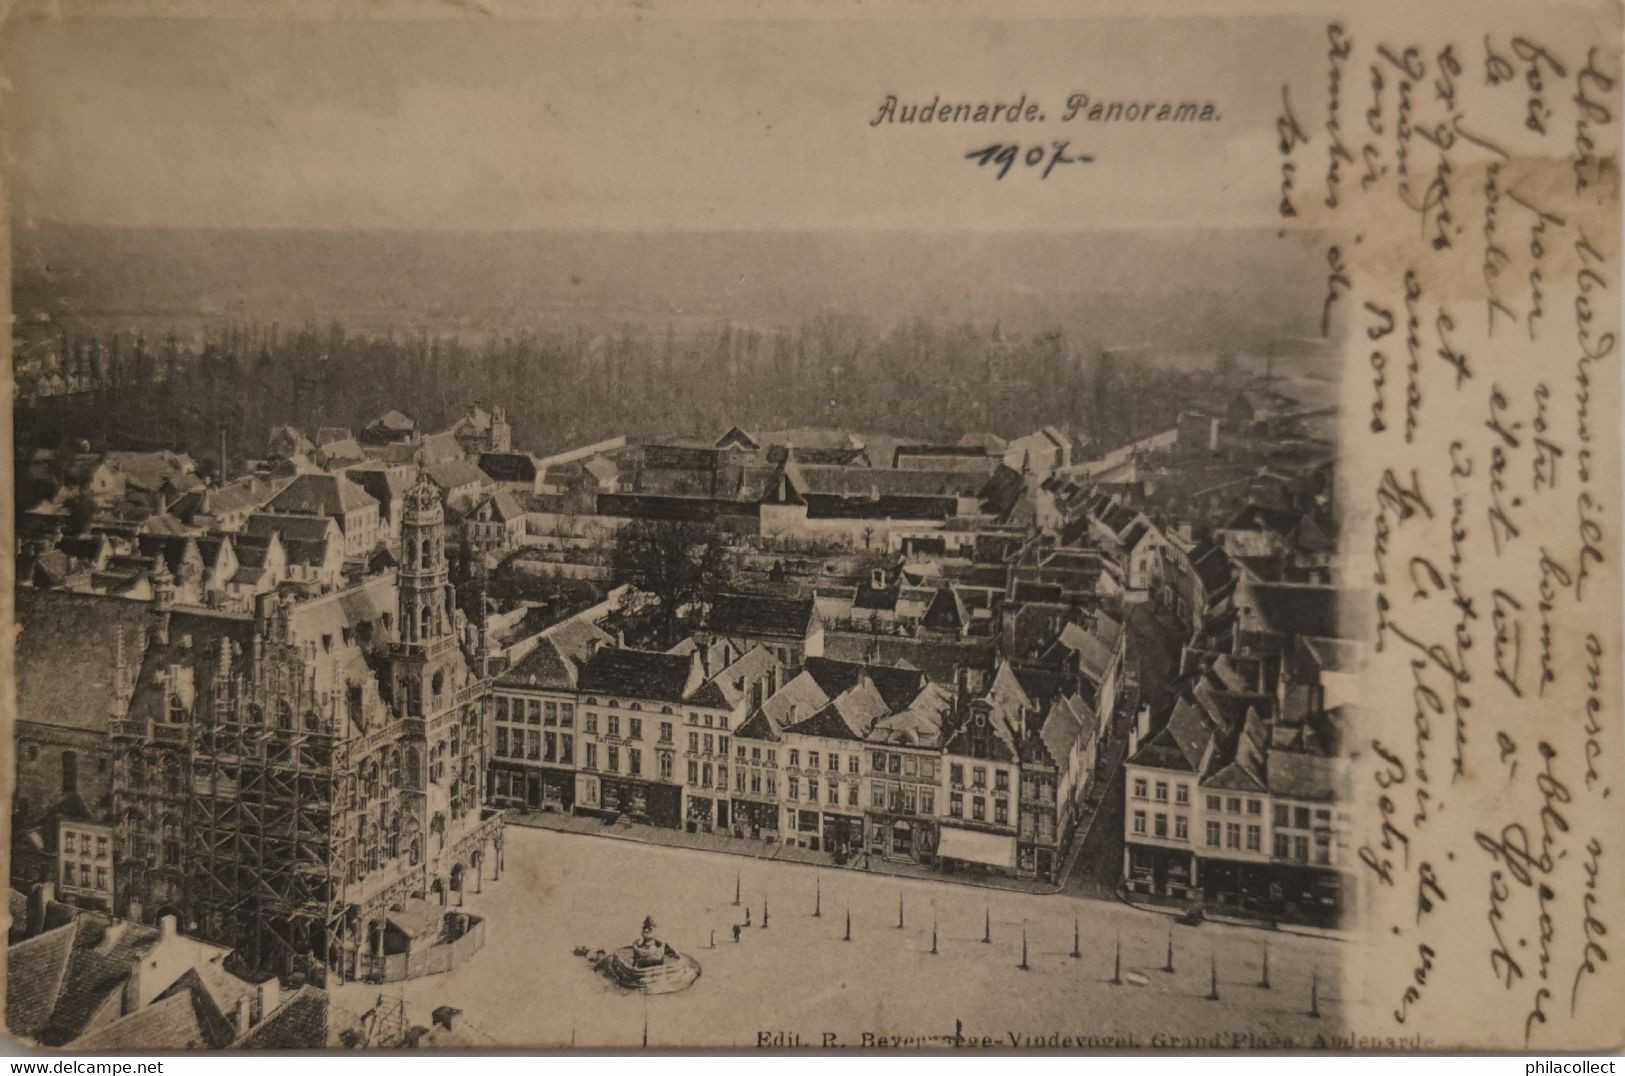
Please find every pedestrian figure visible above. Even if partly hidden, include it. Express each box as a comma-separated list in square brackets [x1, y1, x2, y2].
[744, 906, 752, 927]
[732, 924, 742, 944]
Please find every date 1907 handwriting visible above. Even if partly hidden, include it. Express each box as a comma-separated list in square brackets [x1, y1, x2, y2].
[964, 141, 1095, 180]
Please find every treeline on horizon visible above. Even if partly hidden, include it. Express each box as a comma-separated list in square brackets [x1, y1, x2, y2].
[15, 315, 1233, 475]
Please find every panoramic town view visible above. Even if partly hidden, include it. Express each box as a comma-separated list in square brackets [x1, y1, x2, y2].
[9, 273, 1354, 1045]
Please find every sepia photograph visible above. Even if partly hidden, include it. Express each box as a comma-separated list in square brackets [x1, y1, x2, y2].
[1, 0, 1620, 1058]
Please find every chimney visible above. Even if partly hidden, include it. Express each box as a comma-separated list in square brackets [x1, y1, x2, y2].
[232, 997, 251, 1036]
[258, 976, 280, 1017]
[25, 882, 55, 937]
[159, 913, 179, 940]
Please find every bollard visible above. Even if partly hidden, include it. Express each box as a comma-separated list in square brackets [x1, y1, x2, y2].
[762, 898, 769, 929]
[982, 906, 991, 944]
[844, 905, 852, 942]
[709, 929, 715, 949]
[1164, 924, 1175, 973]
[931, 918, 939, 955]
[734, 872, 741, 906]
[814, 875, 822, 918]
[1071, 917, 1081, 960]
[1259, 943, 1271, 989]
[898, 892, 905, 929]
[1110, 935, 1122, 985]
[1310, 969, 1321, 1018]
[1207, 951, 1220, 1001]
[1019, 926, 1030, 971]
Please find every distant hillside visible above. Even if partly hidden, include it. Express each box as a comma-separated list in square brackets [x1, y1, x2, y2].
[13, 222, 1322, 351]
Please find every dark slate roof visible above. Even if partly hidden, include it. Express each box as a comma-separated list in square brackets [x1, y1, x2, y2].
[735, 707, 782, 742]
[1189, 541, 1234, 592]
[576, 648, 694, 705]
[1266, 749, 1340, 801]
[148, 968, 238, 1049]
[790, 447, 870, 467]
[784, 701, 864, 740]
[39, 917, 164, 1046]
[1245, 583, 1341, 639]
[15, 590, 151, 734]
[73, 991, 212, 1050]
[852, 582, 899, 612]
[232, 986, 329, 1049]
[478, 452, 539, 484]
[977, 464, 1026, 518]
[801, 657, 925, 712]
[6, 920, 79, 1040]
[1224, 502, 1303, 535]
[266, 473, 377, 520]
[705, 593, 815, 640]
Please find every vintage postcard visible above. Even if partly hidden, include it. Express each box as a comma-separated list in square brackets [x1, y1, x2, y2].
[1, 0, 1621, 1053]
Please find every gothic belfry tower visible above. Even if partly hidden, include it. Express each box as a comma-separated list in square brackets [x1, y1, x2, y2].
[399, 474, 452, 648]
[388, 472, 486, 894]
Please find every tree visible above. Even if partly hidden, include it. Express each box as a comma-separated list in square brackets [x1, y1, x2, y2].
[609, 518, 733, 647]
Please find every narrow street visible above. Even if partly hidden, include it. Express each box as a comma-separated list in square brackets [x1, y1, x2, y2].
[1061, 599, 1188, 900]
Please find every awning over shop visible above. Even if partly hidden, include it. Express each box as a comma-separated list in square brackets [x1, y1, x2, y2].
[936, 826, 1017, 869]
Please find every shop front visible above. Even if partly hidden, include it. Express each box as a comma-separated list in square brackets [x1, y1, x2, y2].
[821, 812, 865, 862]
[685, 792, 717, 833]
[867, 815, 936, 863]
[1125, 844, 1197, 898]
[935, 825, 1017, 877]
[583, 776, 681, 829]
[732, 798, 779, 839]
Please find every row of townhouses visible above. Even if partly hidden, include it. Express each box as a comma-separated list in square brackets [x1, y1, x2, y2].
[485, 591, 1106, 883]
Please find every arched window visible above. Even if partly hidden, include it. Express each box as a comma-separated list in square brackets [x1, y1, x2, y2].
[419, 536, 430, 567]
[168, 694, 186, 724]
[418, 605, 430, 639]
[389, 748, 401, 788]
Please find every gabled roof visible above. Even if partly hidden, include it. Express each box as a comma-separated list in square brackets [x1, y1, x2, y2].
[920, 585, 968, 634]
[470, 490, 525, 522]
[498, 621, 614, 691]
[704, 592, 815, 640]
[245, 512, 339, 544]
[6, 920, 80, 1040]
[577, 648, 696, 706]
[366, 409, 415, 433]
[866, 681, 951, 749]
[426, 459, 489, 490]
[73, 989, 217, 1051]
[1223, 502, 1302, 536]
[1242, 582, 1342, 640]
[15, 589, 151, 734]
[231, 986, 329, 1049]
[265, 473, 377, 521]
[478, 452, 539, 484]
[801, 657, 925, 712]
[38, 917, 165, 1046]
[1266, 748, 1341, 801]
[417, 430, 464, 464]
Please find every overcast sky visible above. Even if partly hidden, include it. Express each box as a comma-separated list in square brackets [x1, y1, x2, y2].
[4, 12, 1316, 232]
